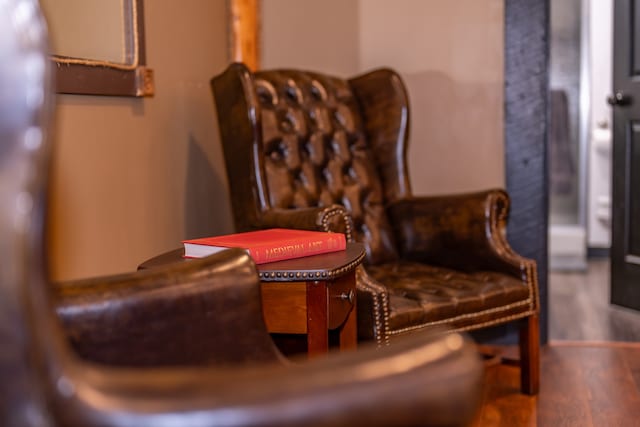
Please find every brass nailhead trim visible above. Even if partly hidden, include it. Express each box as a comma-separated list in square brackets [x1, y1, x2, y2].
[353, 191, 539, 347]
[389, 299, 533, 336]
[356, 267, 390, 347]
[320, 207, 354, 242]
[257, 250, 365, 282]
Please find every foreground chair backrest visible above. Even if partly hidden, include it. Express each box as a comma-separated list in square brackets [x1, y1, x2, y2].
[211, 63, 540, 394]
[0, 1, 484, 426]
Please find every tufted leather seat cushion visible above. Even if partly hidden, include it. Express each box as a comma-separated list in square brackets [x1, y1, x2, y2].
[367, 262, 532, 333]
[253, 70, 399, 265]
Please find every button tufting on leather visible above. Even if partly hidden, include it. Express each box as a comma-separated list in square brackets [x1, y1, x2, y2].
[333, 109, 346, 128]
[310, 80, 327, 101]
[253, 70, 400, 265]
[256, 80, 278, 105]
[347, 132, 360, 148]
[280, 113, 296, 133]
[267, 140, 284, 162]
[285, 81, 302, 104]
[307, 110, 317, 126]
[300, 141, 311, 157]
[312, 108, 331, 133]
[335, 104, 355, 131]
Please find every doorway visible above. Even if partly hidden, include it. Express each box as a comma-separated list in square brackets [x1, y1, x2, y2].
[548, 0, 614, 272]
[548, 0, 640, 340]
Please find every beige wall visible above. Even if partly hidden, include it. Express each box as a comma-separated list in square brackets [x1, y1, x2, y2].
[359, 0, 504, 196]
[48, 0, 233, 281]
[261, 0, 360, 76]
[262, 0, 504, 196]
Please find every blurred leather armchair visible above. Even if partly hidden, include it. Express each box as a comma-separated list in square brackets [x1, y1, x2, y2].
[0, 2, 484, 426]
[211, 63, 540, 394]
[53, 251, 286, 367]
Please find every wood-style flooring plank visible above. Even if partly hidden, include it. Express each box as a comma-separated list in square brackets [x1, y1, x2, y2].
[500, 259, 640, 426]
[472, 343, 640, 426]
[536, 346, 594, 427]
[583, 346, 640, 427]
[472, 363, 536, 426]
[549, 259, 640, 342]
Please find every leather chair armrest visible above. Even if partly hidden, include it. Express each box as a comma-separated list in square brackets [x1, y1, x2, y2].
[387, 189, 535, 280]
[53, 329, 483, 427]
[53, 249, 283, 366]
[258, 204, 355, 241]
[355, 266, 392, 346]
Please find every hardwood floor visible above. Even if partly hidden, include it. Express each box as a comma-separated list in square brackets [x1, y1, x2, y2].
[549, 259, 640, 341]
[471, 259, 640, 425]
[472, 342, 640, 426]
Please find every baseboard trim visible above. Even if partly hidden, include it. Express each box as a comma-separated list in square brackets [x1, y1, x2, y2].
[587, 247, 610, 258]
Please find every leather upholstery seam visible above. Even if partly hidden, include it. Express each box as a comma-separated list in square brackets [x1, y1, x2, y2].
[356, 268, 391, 346]
[388, 298, 534, 336]
[319, 206, 355, 243]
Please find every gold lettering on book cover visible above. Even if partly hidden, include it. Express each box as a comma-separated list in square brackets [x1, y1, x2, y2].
[265, 243, 306, 260]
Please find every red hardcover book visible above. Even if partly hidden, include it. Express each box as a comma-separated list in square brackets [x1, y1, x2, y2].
[182, 228, 347, 264]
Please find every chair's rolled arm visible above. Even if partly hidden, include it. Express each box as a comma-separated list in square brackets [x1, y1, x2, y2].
[387, 189, 535, 280]
[53, 329, 483, 427]
[259, 204, 355, 242]
[355, 266, 392, 346]
[54, 249, 283, 367]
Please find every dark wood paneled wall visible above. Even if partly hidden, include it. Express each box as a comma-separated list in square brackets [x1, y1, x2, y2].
[504, 0, 549, 344]
[475, 0, 549, 346]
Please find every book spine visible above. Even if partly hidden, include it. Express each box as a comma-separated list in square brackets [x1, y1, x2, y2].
[247, 234, 346, 264]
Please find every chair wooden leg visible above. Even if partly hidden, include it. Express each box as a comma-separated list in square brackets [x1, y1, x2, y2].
[519, 314, 540, 395]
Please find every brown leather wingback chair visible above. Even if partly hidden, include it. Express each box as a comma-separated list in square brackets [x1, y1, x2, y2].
[211, 63, 540, 394]
[0, 2, 484, 426]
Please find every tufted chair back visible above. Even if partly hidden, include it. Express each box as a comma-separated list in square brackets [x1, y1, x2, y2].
[213, 64, 412, 265]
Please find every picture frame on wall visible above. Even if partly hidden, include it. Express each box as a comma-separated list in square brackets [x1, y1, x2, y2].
[42, 0, 154, 97]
